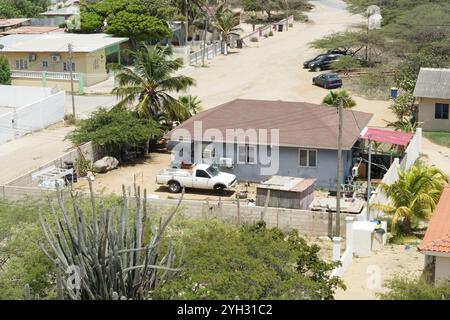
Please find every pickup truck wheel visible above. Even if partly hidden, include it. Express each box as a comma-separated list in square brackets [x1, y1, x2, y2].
[168, 181, 181, 193]
[214, 184, 226, 192]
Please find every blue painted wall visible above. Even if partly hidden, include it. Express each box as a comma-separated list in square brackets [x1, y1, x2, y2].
[169, 141, 353, 191]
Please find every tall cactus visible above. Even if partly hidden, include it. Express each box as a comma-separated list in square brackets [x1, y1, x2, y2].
[38, 179, 184, 300]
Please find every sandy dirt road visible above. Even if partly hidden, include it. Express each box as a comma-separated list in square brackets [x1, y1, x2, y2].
[185, 0, 395, 127]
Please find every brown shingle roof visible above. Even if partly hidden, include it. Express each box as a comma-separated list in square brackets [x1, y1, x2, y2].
[167, 99, 373, 150]
[1, 26, 64, 35]
[419, 186, 450, 254]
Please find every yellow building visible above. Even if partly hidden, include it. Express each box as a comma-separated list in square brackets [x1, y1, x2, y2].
[0, 33, 128, 93]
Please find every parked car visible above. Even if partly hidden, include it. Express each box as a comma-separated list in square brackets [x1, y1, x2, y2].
[303, 49, 346, 69]
[156, 164, 237, 193]
[312, 73, 343, 89]
[309, 54, 343, 72]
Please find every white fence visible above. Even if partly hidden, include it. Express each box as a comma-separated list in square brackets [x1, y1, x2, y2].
[12, 70, 80, 81]
[360, 128, 423, 221]
[189, 42, 223, 65]
[0, 85, 65, 144]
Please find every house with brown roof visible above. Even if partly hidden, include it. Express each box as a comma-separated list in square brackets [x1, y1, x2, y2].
[166, 99, 373, 190]
[419, 186, 450, 285]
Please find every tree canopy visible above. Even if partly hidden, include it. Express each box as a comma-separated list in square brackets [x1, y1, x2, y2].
[67, 107, 162, 158]
[154, 220, 344, 300]
[76, 0, 175, 44]
[0, 0, 49, 18]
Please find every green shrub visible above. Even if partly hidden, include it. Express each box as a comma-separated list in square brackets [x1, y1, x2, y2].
[0, 56, 11, 85]
[378, 276, 450, 300]
[75, 157, 94, 177]
[250, 36, 259, 42]
[268, 31, 274, 36]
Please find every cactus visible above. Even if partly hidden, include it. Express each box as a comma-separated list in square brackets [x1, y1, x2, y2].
[39, 179, 184, 300]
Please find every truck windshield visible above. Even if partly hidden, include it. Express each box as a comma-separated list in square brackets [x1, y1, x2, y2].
[206, 165, 219, 177]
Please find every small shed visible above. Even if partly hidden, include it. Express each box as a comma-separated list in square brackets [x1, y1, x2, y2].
[256, 176, 316, 209]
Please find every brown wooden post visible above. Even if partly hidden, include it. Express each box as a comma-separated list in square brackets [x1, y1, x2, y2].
[236, 192, 241, 226]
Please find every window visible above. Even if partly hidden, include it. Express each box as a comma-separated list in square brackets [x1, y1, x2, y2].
[63, 62, 75, 72]
[15, 59, 28, 70]
[299, 149, 317, 167]
[435, 103, 449, 120]
[195, 170, 210, 178]
[42, 60, 48, 68]
[237, 145, 257, 164]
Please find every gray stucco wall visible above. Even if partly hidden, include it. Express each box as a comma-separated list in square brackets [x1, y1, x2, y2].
[170, 141, 353, 191]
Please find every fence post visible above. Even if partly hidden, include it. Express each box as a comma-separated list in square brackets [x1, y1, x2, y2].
[42, 71, 47, 87]
[236, 192, 241, 226]
[333, 237, 342, 262]
[78, 73, 85, 94]
[345, 216, 354, 251]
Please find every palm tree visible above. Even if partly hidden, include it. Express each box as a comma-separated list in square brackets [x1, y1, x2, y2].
[110, 45, 196, 120]
[322, 90, 357, 109]
[386, 119, 420, 133]
[371, 165, 448, 234]
[214, 5, 243, 55]
[178, 95, 203, 120]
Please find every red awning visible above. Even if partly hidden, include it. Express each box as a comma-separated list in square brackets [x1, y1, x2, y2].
[361, 128, 413, 146]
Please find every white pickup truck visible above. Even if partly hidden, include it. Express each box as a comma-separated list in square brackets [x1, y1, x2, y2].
[156, 164, 237, 193]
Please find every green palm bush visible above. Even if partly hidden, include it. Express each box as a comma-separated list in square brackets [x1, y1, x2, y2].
[322, 90, 357, 109]
[372, 165, 448, 234]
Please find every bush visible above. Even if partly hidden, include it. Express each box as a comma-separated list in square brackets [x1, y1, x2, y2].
[331, 56, 361, 74]
[0, 56, 11, 85]
[378, 276, 450, 300]
[250, 36, 259, 42]
[268, 31, 274, 37]
[75, 157, 94, 177]
[154, 220, 344, 300]
[67, 107, 162, 160]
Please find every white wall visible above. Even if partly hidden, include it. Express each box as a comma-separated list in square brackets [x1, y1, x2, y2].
[0, 86, 65, 144]
[435, 255, 450, 285]
[0, 85, 53, 107]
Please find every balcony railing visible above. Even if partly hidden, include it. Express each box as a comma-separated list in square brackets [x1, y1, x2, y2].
[12, 70, 80, 81]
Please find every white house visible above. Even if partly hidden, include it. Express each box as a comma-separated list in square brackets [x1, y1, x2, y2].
[419, 186, 450, 285]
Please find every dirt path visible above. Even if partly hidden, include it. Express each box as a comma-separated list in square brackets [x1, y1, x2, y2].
[421, 137, 450, 176]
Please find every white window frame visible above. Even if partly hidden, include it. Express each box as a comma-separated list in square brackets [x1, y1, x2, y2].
[237, 144, 257, 165]
[299, 149, 318, 168]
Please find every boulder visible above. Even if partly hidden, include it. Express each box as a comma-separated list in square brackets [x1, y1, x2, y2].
[93, 156, 119, 173]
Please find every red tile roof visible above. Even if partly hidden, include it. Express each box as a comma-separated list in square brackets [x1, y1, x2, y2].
[167, 99, 373, 150]
[1, 26, 64, 35]
[419, 186, 450, 254]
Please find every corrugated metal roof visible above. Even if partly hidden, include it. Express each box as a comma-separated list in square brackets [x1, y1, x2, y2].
[257, 176, 316, 192]
[413, 68, 450, 99]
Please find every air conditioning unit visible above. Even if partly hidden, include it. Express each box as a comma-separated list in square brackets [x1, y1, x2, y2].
[52, 54, 61, 62]
[219, 158, 233, 168]
[28, 53, 36, 61]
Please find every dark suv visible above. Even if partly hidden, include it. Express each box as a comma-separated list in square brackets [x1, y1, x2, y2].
[309, 54, 343, 72]
[303, 49, 346, 69]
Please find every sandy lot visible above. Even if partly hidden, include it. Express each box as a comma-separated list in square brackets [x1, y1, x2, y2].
[335, 244, 424, 300]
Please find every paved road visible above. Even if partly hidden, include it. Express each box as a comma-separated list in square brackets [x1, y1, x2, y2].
[65, 94, 118, 119]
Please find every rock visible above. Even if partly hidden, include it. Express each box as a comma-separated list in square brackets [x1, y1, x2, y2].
[93, 156, 119, 173]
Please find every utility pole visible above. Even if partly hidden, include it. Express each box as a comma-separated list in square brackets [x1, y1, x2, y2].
[185, 0, 189, 47]
[335, 98, 343, 237]
[202, 11, 209, 67]
[68, 43, 76, 119]
[285, 0, 289, 31]
[366, 141, 372, 221]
